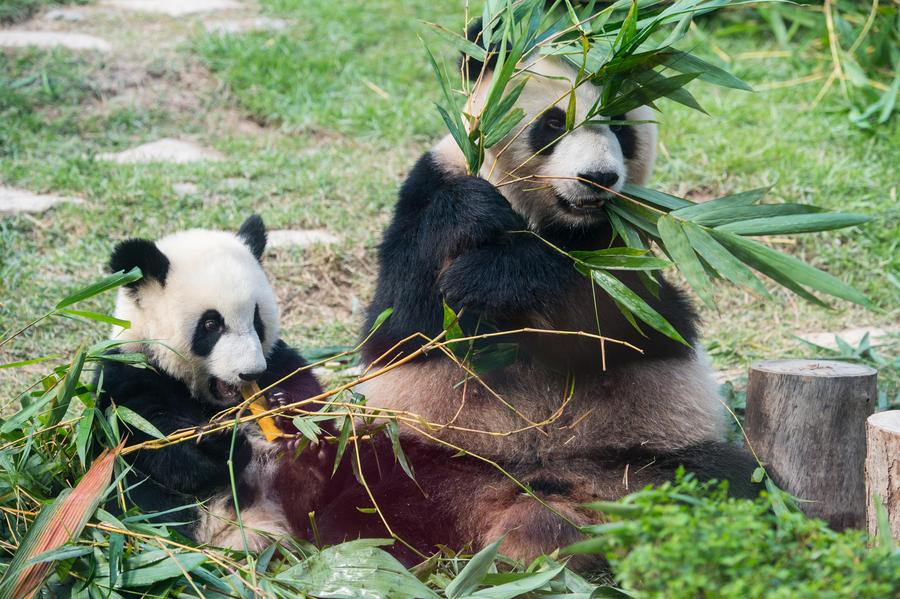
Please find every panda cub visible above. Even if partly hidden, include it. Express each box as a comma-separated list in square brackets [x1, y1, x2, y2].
[345, 23, 760, 562]
[97, 216, 323, 550]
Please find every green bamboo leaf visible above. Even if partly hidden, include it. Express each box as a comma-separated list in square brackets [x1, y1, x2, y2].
[670, 187, 770, 220]
[685, 203, 823, 227]
[621, 183, 692, 210]
[332, 416, 352, 475]
[468, 565, 566, 598]
[570, 248, 670, 271]
[57, 309, 131, 329]
[712, 230, 870, 307]
[715, 212, 870, 236]
[598, 72, 701, 117]
[483, 108, 525, 147]
[386, 420, 416, 482]
[52, 350, 86, 422]
[590, 269, 687, 345]
[368, 307, 393, 333]
[0, 355, 64, 369]
[75, 409, 95, 468]
[446, 537, 504, 598]
[424, 21, 487, 61]
[115, 406, 164, 440]
[681, 222, 770, 298]
[607, 202, 660, 237]
[118, 554, 208, 588]
[658, 216, 715, 309]
[660, 49, 753, 91]
[55, 268, 141, 310]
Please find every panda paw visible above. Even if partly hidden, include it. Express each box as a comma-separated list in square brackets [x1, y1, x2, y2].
[441, 176, 524, 242]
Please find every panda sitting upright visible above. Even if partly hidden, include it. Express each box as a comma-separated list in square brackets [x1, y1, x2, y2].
[324, 21, 760, 562]
[97, 216, 324, 550]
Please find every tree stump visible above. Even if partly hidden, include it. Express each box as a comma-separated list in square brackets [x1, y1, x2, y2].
[745, 359, 877, 529]
[865, 410, 900, 541]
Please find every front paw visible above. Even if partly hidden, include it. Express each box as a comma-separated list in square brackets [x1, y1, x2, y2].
[443, 177, 524, 245]
[266, 386, 299, 434]
[439, 261, 491, 314]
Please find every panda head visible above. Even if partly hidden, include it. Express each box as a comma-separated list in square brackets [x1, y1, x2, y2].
[458, 22, 657, 230]
[109, 215, 280, 405]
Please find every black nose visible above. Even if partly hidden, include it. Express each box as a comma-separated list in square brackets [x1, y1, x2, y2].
[578, 171, 619, 190]
[239, 371, 265, 381]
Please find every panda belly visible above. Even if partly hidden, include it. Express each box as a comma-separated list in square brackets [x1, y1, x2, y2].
[355, 353, 727, 463]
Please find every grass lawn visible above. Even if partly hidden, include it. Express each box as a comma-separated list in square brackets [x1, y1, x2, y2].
[1, 0, 898, 411]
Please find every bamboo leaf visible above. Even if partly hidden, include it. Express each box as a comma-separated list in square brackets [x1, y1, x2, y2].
[570, 248, 670, 271]
[715, 212, 870, 236]
[621, 183, 692, 210]
[424, 21, 487, 61]
[589, 269, 687, 345]
[115, 406, 165, 440]
[57, 309, 131, 329]
[75, 408, 95, 468]
[468, 565, 566, 597]
[681, 222, 770, 297]
[658, 216, 715, 309]
[712, 230, 870, 307]
[332, 416, 352, 475]
[684, 203, 823, 228]
[670, 187, 770, 220]
[55, 268, 142, 310]
[386, 420, 416, 482]
[118, 554, 208, 588]
[446, 537, 504, 598]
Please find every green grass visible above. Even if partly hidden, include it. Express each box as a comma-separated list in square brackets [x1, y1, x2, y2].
[0, 0, 86, 24]
[1, 0, 898, 408]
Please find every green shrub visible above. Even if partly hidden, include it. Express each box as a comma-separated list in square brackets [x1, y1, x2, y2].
[569, 477, 900, 598]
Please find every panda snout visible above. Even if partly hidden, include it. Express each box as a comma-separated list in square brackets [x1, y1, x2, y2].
[239, 370, 266, 382]
[577, 170, 619, 193]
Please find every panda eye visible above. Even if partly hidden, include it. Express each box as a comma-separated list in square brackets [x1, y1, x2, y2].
[203, 319, 221, 333]
[545, 116, 565, 131]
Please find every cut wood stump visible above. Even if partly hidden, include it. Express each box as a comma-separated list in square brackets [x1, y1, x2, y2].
[865, 410, 900, 541]
[745, 359, 877, 529]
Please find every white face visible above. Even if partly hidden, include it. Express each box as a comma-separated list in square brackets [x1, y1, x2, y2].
[471, 57, 657, 229]
[112, 229, 280, 405]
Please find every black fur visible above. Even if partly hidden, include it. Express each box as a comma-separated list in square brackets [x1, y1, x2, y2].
[362, 150, 698, 367]
[191, 309, 224, 357]
[528, 106, 566, 156]
[109, 239, 170, 288]
[610, 114, 637, 160]
[253, 304, 265, 344]
[96, 341, 318, 537]
[238, 215, 267, 261]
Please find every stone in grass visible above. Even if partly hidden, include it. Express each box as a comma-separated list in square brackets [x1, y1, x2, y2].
[97, 139, 223, 164]
[102, 0, 244, 17]
[204, 17, 288, 34]
[0, 31, 111, 52]
[172, 182, 199, 196]
[0, 187, 83, 214]
[43, 8, 87, 21]
[267, 229, 339, 249]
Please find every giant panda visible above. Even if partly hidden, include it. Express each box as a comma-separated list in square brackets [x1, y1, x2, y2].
[96, 216, 326, 551]
[307, 21, 760, 564]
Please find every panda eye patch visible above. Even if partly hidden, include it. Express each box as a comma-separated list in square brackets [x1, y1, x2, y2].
[192, 310, 225, 356]
[542, 108, 566, 131]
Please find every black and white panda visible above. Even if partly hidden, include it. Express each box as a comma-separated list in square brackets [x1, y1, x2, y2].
[312, 23, 760, 563]
[96, 216, 325, 551]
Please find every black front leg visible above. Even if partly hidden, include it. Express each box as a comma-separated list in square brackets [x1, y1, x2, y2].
[130, 412, 252, 496]
[438, 233, 575, 320]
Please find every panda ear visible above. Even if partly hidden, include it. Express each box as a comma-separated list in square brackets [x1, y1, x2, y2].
[237, 215, 267, 261]
[461, 18, 496, 80]
[110, 239, 170, 289]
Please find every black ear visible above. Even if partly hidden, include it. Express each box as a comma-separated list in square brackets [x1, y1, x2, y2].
[238, 215, 267, 261]
[461, 18, 498, 81]
[109, 239, 170, 288]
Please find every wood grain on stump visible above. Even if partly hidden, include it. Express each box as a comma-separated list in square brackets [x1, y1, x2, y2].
[865, 410, 900, 541]
[746, 359, 877, 529]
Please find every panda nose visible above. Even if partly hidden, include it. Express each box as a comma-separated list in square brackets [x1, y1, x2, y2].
[578, 171, 619, 191]
[239, 370, 266, 382]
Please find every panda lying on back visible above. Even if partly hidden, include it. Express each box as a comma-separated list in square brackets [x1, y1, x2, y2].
[97, 216, 324, 550]
[325, 22, 760, 563]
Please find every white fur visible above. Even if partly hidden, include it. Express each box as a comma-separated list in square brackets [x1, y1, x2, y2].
[460, 55, 658, 228]
[111, 229, 280, 401]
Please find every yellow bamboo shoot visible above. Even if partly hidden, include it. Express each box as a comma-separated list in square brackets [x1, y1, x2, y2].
[241, 381, 282, 442]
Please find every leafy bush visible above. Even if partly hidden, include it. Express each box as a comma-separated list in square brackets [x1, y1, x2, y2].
[567, 477, 900, 598]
